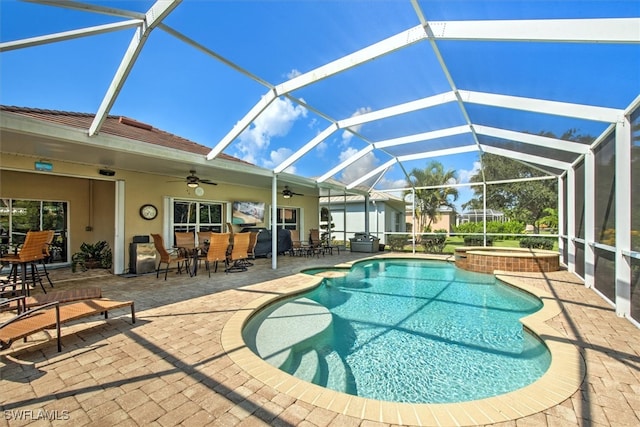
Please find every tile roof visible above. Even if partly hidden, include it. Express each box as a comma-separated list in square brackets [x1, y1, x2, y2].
[0, 105, 251, 165]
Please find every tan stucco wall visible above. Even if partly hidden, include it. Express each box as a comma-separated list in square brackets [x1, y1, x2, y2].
[405, 210, 456, 234]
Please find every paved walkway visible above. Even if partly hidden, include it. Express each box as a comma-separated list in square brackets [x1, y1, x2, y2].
[1, 252, 638, 426]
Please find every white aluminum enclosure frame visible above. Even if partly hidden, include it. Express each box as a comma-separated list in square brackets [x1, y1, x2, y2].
[2, 1, 639, 324]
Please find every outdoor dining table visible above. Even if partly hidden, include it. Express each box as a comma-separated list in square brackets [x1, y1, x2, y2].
[176, 246, 199, 277]
[176, 244, 210, 277]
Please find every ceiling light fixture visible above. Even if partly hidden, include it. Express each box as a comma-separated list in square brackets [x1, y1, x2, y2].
[282, 186, 303, 198]
[187, 182, 199, 188]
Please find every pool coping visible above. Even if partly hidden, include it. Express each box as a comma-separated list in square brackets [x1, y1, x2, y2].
[221, 254, 585, 426]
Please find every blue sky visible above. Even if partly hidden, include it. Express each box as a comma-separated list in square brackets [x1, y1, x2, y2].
[1, 1, 639, 209]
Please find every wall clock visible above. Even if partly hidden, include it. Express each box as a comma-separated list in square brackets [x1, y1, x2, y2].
[139, 204, 158, 220]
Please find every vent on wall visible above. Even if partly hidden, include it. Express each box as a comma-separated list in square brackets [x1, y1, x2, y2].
[119, 116, 153, 130]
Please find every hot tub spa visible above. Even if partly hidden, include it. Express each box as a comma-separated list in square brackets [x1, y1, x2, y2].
[455, 246, 560, 274]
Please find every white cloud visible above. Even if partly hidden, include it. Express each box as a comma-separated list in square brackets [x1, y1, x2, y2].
[378, 177, 407, 190]
[316, 140, 328, 155]
[341, 106, 371, 143]
[339, 151, 379, 185]
[286, 69, 302, 79]
[263, 147, 296, 174]
[457, 161, 481, 183]
[235, 96, 307, 166]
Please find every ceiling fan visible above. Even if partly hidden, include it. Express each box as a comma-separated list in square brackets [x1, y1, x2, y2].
[171, 170, 217, 188]
[282, 185, 303, 198]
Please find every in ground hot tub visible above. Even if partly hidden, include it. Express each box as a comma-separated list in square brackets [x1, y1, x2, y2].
[455, 246, 560, 273]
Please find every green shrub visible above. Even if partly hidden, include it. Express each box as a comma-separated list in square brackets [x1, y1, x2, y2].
[454, 222, 482, 234]
[502, 220, 526, 237]
[420, 232, 447, 253]
[72, 240, 112, 272]
[387, 234, 409, 251]
[519, 237, 555, 250]
[463, 235, 494, 246]
[454, 221, 524, 239]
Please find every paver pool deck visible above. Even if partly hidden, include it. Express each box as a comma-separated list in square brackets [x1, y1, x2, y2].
[1, 251, 639, 426]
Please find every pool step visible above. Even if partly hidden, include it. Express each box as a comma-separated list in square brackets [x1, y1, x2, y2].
[247, 297, 332, 370]
[290, 349, 322, 384]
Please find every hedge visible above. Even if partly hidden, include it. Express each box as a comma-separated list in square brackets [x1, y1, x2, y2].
[420, 233, 447, 253]
[519, 237, 555, 250]
[387, 234, 409, 251]
[463, 235, 494, 246]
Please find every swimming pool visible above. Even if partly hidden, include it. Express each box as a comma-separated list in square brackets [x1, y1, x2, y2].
[242, 259, 551, 404]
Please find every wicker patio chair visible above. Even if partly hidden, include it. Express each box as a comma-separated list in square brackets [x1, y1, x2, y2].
[226, 232, 250, 273]
[151, 233, 188, 280]
[205, 232, 231, 276]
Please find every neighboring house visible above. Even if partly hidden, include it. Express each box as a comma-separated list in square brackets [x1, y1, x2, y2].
[405, 205, 457, 235]
[457, 209, 506, 224]
[0, 106, 337, 274]
[320, 190, 406, 244]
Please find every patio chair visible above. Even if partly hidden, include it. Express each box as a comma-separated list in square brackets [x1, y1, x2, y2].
[175, 231, 199, 274]
[205, 232, 231, 276]
[197, 231, 211, 268]
[175, 231, 196, 256]
[38, 230, 56, 288]
[0, 230, 52, 294]
[308, 229, 325, 258]
[151, 234, 188, 280]
[0, 295, 135, 352]
[226, 232, 250, 273]
[289, 229, 306, 256]
[245, 231, 259, 265]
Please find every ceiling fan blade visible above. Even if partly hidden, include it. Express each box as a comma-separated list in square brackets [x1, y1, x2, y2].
[200, 180, 217, 186]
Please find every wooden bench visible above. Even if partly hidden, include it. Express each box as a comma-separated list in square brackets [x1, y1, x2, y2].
[0, 296, 135, 352]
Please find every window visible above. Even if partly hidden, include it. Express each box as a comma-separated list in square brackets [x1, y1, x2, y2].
[276, 208, 298, 230]
[172, 200, 224, 245]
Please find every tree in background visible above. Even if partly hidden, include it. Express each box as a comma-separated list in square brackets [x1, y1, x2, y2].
[464, 153, 557, 232]
[406, 161, 458, 232]
[463, 129, 595, 233]
[537, 207, 558, 232]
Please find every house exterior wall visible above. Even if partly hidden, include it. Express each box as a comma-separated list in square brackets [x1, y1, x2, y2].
[324, 200, 405, 244]
[405, 209, 456, 234]
[0, 153, 320, 273]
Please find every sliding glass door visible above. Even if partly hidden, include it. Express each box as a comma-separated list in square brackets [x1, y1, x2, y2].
[0, 198, 69, 263]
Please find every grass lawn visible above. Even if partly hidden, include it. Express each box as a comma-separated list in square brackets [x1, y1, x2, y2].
[392, 236, 558, 254]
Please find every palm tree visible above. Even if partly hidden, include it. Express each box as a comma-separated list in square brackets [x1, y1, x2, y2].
[406, 161, 459, 232]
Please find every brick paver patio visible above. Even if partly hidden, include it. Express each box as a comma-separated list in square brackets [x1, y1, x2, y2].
[1, 252, 638, 426]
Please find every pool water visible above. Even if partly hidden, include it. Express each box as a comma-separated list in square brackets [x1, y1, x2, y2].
[243, 259, 550, 403]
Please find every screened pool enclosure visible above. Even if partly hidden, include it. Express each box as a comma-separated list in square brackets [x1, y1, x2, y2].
[0, 1, 639, 324]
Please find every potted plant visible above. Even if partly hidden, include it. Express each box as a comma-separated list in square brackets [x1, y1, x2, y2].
[71, 240, 113, 272]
